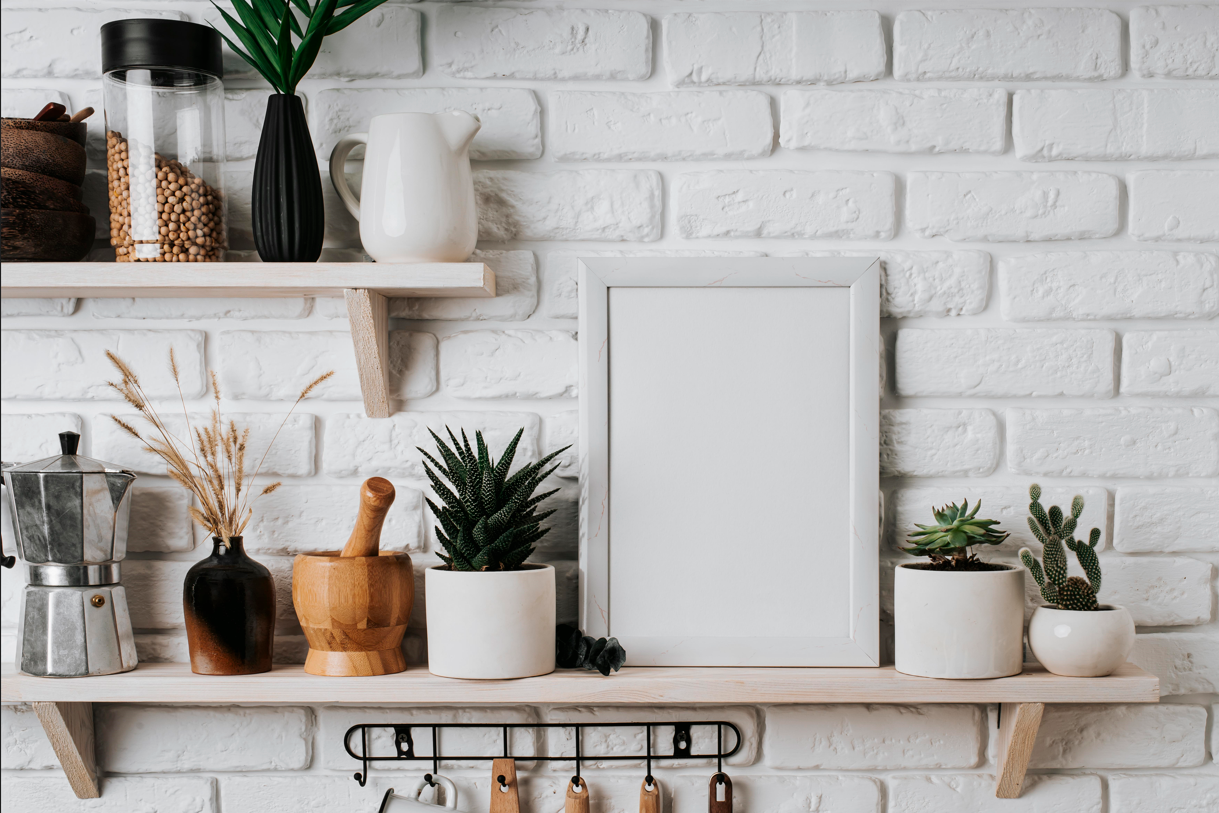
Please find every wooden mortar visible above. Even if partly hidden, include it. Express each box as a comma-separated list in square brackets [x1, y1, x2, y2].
[292, 478, 414, 676]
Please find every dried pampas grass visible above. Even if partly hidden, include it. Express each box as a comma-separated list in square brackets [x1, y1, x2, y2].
[107, 349, 332, 546]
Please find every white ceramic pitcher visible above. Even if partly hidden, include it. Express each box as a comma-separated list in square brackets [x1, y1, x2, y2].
[378, 776, 461, 813]
[329, 111, 480, 263]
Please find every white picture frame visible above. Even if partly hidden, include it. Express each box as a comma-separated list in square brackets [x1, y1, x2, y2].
[578, 257, 880, 667]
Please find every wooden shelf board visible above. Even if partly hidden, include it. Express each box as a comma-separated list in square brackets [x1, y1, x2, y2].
[1, 662, 1159, 705]
[0, 262, 495, 299]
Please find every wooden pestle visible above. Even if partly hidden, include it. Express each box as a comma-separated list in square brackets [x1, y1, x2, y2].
[339, 477, 395, 557]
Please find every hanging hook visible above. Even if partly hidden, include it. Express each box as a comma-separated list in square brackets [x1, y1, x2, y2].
[498, 774, 509, 791]
[717, 723, 723, 775]
[645, 722, 654, 787]
[353, 726, 369, 787]
[572, 723, 583, 787]
[431, 725, 439, 781]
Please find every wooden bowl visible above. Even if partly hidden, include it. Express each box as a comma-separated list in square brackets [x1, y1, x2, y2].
[1, 127, 87, 185]
[1, 167, 88, 213]
[1, 208, 95, 261]
[292, 550, 414, 676]
[1, 117, 88, 147]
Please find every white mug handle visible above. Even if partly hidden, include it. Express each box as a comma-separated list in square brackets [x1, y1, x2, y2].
[411, 775, 458, 809]
[328, 133, 367, 221]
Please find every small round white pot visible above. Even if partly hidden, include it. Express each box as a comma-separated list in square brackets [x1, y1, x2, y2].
[894, 563, 1025, 679]
[1027, 604, 1134, 677]
[425, 563, 555, 679]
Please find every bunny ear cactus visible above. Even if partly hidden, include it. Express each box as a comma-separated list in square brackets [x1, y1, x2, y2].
[1019, 484, 1104, 611]
[420, 427, 570, 572]
[903, 499, 1009, 568]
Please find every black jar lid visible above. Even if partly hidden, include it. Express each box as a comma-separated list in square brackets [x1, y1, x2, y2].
[101, 19, 223, 78]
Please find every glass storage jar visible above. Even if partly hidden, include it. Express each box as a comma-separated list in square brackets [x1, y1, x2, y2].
[101, 19, 227, 262]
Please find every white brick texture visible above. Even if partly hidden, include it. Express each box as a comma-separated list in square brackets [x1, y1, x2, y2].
[1031, 704, 1207, 768]
[880, 409, 1000, 477]
[1, 7, 187, 78]
[1093, 555, 1214, 626]
[800, 250, 989, 317]
[94, 413, 316, 477]
[664, 11, 884, 87]
[551, 91, 773, 162]
[95, 705, 310, 772]
[1130, 170, 1219, 242]
[0, 298, 75, 317]
[324, 412, 539, 481]
[435, 7, 650, 80]
[1, 705, 58, 769]
[1130, 633, 1219, 695]
[1014, 89, 1219, 161]
[544, 706, 758, 768]
[475, 170, 662, 242]
[782, 89, 1006, 154]
[311, 5, 421, 79]
[676, 171, 895, 239]
[1131, 5, 1219, 79]
[90, 297, 310, 320]
[895, 329, 1114, 398]
[890, 774, 1100, 813]
[0, 775, 216, 813]
[1114, 486, 1219, 553]
[544, 411, 579, 479]
[128, 487, 194, 553]
[312, 88, 541, 161]
[1112, 774, 1219, 813]
[1121, 330, 1219, 396]
[0, 413, 82, 460]
[907, 172, 1120, 242]
[440, 330, 577, 400]
[763, 705, 981, 769]
[894, 8, 1122, 81]
[0, 330, 204, 400]
[999, 252, 1219, 321]
[1007, 408, 1219, 478]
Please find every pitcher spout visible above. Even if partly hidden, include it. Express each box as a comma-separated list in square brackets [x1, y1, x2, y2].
[437, 110, 481, 154]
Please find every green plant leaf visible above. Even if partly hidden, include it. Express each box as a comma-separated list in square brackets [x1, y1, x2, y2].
[275, 0, 294, 76]
[288, 0, 338, 91]
[327, 0, 389, 35]
[209, 7, 285, 91]
[230, 0, 284, 73]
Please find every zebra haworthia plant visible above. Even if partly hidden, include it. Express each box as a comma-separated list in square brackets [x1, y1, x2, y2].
[420, 427, 569, 572]
[1019, 484, 1104, 612]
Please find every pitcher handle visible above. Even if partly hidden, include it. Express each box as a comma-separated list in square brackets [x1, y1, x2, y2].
[411, 775, 458, 809]
[328, 133, 367, 221]
[1, 467, 14, 568]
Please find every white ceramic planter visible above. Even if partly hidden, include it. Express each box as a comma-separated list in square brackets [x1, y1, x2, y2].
[425, 564, 555, 679]
[1027, 604, 1134, 677]
[894, 563, 1025, 679]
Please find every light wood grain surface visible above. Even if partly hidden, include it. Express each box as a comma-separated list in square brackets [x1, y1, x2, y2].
[490, 758, 519, 813]
[995, 701, 1046, 799]
[1, 662, 1159, 705]
[31, 701, 98, 798]
[345, 289, 392, 418]
[0, 261, 495, 298]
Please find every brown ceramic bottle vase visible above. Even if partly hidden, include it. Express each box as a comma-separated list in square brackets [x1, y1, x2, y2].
[183, 536, 275, 675]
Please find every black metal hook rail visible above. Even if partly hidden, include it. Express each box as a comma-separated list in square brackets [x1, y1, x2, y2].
[344, 720, 744, 789]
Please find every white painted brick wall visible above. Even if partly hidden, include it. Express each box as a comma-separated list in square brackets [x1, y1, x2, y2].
[1014, 89, 1219, 161]
[1007, 408, 1219, 478]
[999, 251, 1219, 321]
[895, 329, 1115, 398]
[1130, 170, 1219, 242]
[551, 91, 773, 162]
[907, 172, 1120, 242]
[435, 6, 650, 80]
[1131, 5, 1219, 79]
[664, 11, 885, 87]
[676, 171, 896, 239]
[4, 0, 1218, 798]
[880, 409, 1000, 477]
[1114, 486, 1219, 552]
[894, 8, 1122, 81]
[1121, 330, 1219, 396]
[782, 89, 1006, 154]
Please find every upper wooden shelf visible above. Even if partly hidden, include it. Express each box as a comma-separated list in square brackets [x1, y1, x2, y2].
[1, 662, 1159, 705]
[0, 261, 495, 299]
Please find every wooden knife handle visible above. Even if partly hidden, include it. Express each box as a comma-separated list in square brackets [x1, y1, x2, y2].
[490, 758, 519, 813]
[339, 477, 395, 558]
[565, 778, 590, 813]
[709, 774, 732, 813]
[639, 778, 661, 813]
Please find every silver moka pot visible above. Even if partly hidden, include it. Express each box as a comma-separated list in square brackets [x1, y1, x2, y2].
[2, 431, 138, 677]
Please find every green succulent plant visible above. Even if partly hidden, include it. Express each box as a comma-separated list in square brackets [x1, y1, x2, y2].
[420, 427, 569, 572]
[903, 499, 1009, 567]
[1019, 484, 1103, 612]
[211, 0, 389, 96]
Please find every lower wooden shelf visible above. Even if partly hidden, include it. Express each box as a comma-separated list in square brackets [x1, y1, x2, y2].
[0, 662, 1158, 802]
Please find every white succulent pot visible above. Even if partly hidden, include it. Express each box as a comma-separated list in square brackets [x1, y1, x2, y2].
[425, 564, 555, 679]
[1027, 604, 1134, 677]
[894, 563, 1025, 679]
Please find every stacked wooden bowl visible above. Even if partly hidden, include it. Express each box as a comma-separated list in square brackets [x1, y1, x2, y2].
[1, 117, 95, 261]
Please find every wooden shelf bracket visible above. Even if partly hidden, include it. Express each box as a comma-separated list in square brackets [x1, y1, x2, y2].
[345, 288, 391, 418]
[994, 701, 1045, 799]
[31, 701, 99, 799]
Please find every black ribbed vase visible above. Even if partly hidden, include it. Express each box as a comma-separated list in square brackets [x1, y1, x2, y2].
[252, 94, 324, 262]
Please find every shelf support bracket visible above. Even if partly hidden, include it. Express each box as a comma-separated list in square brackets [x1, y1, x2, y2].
[32, 701, 99, 799]
[994, 701, 1044, 799]
[345, 288, 391, 418]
